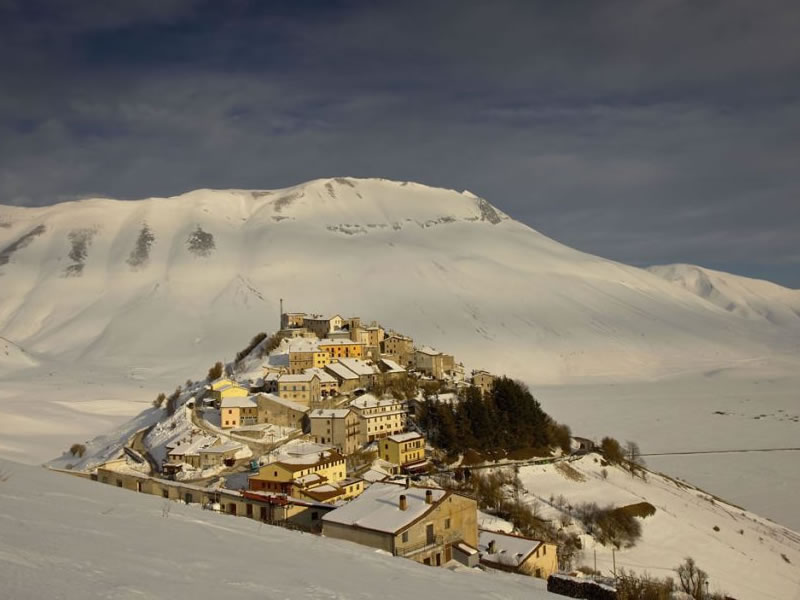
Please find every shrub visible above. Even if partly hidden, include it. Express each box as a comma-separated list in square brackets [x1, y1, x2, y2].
[575, 502, 643, 549]
[548, 421, 572, 454]
[616, 569, 674, 600]
[207, 361, 224, 381]
[713, 525, 720, 532]
[600, 436, 625, 464]
[235, 332, 267, 365]
[617, 502, 656, 519]
[153, 393, 166, 409]
[69, 443, 86, 458]
[166, 387, 182, 416]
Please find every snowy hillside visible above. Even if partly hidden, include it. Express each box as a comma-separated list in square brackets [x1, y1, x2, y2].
[516, 455, 800, 600]
[648, 263, 800, 328]
[1, 177, 797, 387]
[0, 336, 37, 371]
[0, 459, 560, 599]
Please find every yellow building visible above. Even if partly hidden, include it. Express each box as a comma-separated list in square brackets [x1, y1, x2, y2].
[297, 477, 365, 504]
[289, 349, 331, 374]
[220, 395, 258, 429]
[349, 394, 407, 443]
[207, 378, 249, 405]
[256, 392, 309, 428]
[477, 530, 558, 579]
[277, 373, 321, 407]
[305, 367, 339, 399]
[248, 448, 346, 494]
[379, 432, 426, 468]
[319, 339, 365, 359]
[322, 483, 478, 567]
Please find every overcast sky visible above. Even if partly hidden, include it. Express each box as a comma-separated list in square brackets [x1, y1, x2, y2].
[1, 1, 798, 286]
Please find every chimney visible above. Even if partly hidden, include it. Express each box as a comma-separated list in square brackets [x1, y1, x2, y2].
[399, 494, 408, 511]
[488, 540, 496, 554]
[425, 490, 433, 504]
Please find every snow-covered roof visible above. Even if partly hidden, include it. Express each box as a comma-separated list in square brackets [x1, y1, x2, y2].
[305, 367, 337, 384]
[310, 408, 352, 419]
[478, 530, 542, 569]
[416, 346, 441, 356]
[361, 468, 391, 483]
[220, 395, 257, 409]
[288, 339, 320, 353]
[378, 358, 405, 373]
[322, 483, 447, 534]
[278, 373, 319, 383]
[386, 432, 423, 443]
[295, 472, 327, 487]
[349, 394, 404, 410]
[336, 358, 377, 376]
[273, 450, 344, 472]
[168, 435, 217, 457]
[201, 441, 243, 454]
[256, 392, 309, 413]
[325, 362, 359, 380]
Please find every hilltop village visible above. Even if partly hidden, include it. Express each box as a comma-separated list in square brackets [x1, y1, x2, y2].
[66, 308, 571, 580]
[60, 306, 732, 600]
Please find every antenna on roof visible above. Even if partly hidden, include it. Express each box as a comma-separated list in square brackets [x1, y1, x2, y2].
[279, 298, 284, 330]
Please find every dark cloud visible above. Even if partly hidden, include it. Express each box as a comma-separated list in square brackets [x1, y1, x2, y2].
[0, 0, 798, 286]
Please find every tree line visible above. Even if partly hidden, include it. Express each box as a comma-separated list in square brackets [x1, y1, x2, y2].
[416, 377, 571, 457]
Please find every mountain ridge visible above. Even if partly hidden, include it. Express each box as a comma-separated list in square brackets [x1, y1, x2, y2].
[1, 177, 797, 385]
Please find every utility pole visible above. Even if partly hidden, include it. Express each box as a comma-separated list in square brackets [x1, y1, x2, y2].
[593, 547, 597, 581]
[612, 547, 616, 579]
[279, 298, 283, 330]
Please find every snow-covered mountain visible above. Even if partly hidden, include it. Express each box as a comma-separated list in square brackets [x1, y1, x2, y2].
[648, 263, 800, 328]
[1, 177, 797, 385]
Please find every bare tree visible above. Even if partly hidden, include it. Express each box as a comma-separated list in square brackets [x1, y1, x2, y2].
[675, 557, 708, 599]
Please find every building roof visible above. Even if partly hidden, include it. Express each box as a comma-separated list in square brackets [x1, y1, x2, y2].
[220, 395, 258, 409]
[477, 530, 543, 569]
[305, 367, 337, 384]
[288, 339, 321, 353]
[325, 362, 360, 381]
[386, 432, 423, 443]
[268, 450, 345, 473]
[416, 346, 441, 356]
[322, 483, 447, 534]
[278, 373, 319, 383]
[349, 394, 404, 410]
[378, 358, 406, 373]
[208, 378, 235, 391]
[256, 392, 309, 413]
[361, 468, 391, 483]
[336, 358, 377, 376]
[167, 435, 218, 458]
[310, 408, 352, 419]
[200, 441, 243, 454]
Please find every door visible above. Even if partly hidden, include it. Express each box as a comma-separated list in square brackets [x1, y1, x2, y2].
[246, 503, 253, 518]
[260, 506, 268, 522]
[228, 503, 237, 515]
[426, 523, 435, 545]
[435, 553, 441, 566]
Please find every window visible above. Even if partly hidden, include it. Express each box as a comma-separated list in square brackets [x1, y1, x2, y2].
[311, 511, 319, 521]
[162, 489, 169, 498]
[542, 545, 547, 555]
[445, 518, 451, 529]
[402, 531, 409, 543]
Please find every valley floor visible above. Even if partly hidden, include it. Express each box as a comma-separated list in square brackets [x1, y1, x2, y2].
[535, 363, 800, 532]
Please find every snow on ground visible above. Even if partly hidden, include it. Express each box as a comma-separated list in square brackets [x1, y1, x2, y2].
[516, 455, 800, 600]
[478, 510, 514, 533]
[143, 406, 195, 465]
[536, 366, 800, 532]
[0, 459, 559, 600]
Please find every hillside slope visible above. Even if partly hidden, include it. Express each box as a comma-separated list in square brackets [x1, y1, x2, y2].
[648, 263, 800, 328]
[1, 177, 797, 386]
[0, 459, 558, 599]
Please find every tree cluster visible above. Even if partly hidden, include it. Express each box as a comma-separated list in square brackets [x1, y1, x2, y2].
[235, 332, 267, 365]
[207, 361, 224, 381]
[417, 377, 568, 457]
